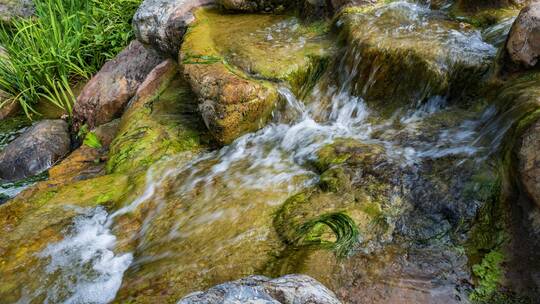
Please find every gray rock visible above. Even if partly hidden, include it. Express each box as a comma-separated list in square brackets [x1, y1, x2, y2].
[506, 3, 540, 68]
[519, 119, 540, 208]
[178, 274, 342, 304]
[72, 40, 163, 132]
[0, 0, 34, 23]
[133, 0, 214, 56]
[0, 119, 70, 181]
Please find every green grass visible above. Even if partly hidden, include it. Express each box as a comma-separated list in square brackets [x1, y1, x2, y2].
[0, 0, 140, 118]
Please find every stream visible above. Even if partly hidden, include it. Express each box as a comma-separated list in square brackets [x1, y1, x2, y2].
[6, 1, 532, 303]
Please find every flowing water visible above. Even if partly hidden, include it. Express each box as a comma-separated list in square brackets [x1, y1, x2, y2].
[9, 1, 528, 303]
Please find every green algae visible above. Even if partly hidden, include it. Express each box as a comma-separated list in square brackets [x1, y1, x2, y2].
[107, 74, 209, 174]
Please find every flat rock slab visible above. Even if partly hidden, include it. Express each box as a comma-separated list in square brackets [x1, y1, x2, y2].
[0, 119, 70, 181]
[178, 274, 342, 304]
[73, 40, 163, 131]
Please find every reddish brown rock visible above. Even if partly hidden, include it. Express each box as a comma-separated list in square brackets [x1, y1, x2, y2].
[519, 119, 540, 208]
[506, 3, 540, 68]
[72, 40, 163, 132]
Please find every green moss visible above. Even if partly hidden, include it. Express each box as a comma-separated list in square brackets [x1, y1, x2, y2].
[107, 76, 208, 174]
[470, 250, 505, 301]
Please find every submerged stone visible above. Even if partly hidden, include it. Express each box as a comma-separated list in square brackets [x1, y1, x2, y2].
[181, 8, 331, 144]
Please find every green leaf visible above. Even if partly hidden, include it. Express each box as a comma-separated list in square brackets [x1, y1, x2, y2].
[83, 131, 102, 149]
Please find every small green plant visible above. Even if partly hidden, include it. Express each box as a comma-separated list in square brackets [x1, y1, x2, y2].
[83, 132, 102, 149]
[470, 250, 505, 302]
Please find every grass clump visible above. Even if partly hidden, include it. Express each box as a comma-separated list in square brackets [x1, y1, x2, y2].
[0, 0, 140, 117]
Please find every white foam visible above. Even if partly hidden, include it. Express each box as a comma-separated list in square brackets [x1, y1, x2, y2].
[38, 207, 133, 304]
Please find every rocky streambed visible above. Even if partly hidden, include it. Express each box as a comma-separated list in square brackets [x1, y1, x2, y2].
[0, 0, 539, 303]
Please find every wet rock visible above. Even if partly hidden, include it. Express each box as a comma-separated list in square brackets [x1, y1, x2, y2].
[48, 120, 120, 185]
[519, 119, 540, 208]
[133, 0, 214, 56]
[337, 2, 496, 116]
[72, 40, 163, 132]
[108, 60, 208, 174]
[0, 0, 33, 22]
[456, 0, 526, 12]
[181, 9, 331, 144]
[0, 119, 70, 181]
[506, 3, 540, 68]
[178, 274, 342, 303]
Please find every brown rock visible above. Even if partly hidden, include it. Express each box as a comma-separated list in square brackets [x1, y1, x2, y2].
[182, 62, 278, 145]
[72, 40, 163, 132]
[506, 3, 540, 68]
[48, 120, 120, 185]
[0, 119, 70, 181]
[519, 119, 540, 208]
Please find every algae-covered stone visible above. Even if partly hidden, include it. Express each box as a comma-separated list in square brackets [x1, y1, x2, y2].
[108, 60, 209, 174]
[337, 2, 496, 116]
[181, 8, 332, 144]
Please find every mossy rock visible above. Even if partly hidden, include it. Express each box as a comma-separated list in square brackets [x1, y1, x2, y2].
[107, 67, 209, 174]
[181, 8, 333, 144]
[336, 2, 496, 116]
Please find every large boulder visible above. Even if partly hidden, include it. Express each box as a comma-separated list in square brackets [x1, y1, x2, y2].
[335, 2, 496, 116]
[506, 3, 540, 68]
[0, 0, 34, 23]
[179, 275, 342, 303]
[133, 0, 214, 56]
[0, 119, 70, 181]
[519, 119, 540, 208]
[181, 8, 331, 144]
[72, 40, 163, 132]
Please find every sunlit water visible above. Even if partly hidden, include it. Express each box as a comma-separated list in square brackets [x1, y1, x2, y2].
[23, 1, 514, 303]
